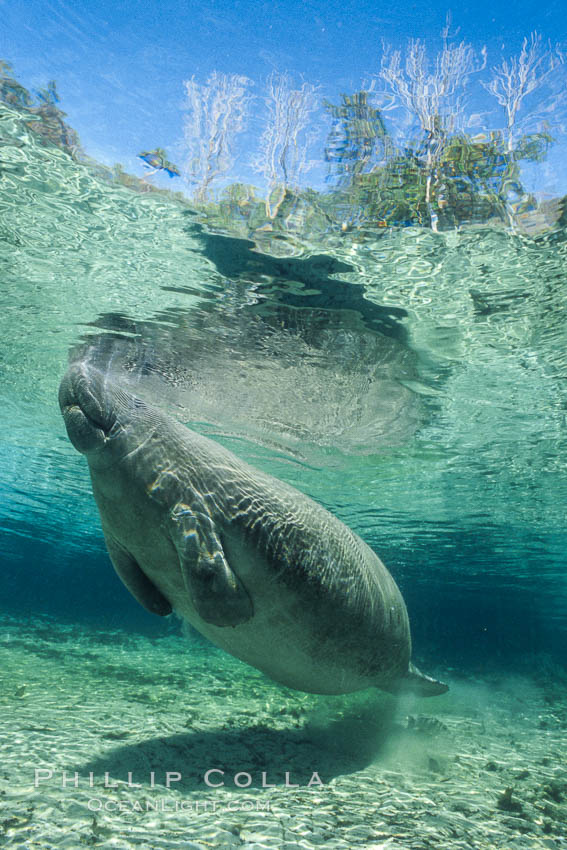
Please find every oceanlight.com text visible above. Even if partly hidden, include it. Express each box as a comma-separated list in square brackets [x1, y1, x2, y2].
[86, 797, 272, 813]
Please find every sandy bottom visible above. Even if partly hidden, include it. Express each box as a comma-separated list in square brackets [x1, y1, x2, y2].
[0, 613, 566, 850]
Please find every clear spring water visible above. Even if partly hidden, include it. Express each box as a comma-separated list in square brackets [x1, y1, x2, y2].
[1, 8, 567, 847]
[2, 101, 566, 666]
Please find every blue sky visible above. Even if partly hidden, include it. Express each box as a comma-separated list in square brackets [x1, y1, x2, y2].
[3, 0, 567, 196]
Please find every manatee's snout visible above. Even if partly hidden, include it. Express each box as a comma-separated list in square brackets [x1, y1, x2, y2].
[59, 364, 116, 454]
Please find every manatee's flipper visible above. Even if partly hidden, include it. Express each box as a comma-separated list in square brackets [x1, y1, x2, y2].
[390, 662, 448, 697]
[104, 534, 172, 616]
[171, 503, 253, 627]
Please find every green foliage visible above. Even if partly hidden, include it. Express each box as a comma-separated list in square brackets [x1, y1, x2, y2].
[137, 148, 181, 178]
[0, 61, 33, 108]
[0, 64, 81, 155]
[30, 80, 82, 153]
[36, 80, 60, 106]
[0, 61, 192, 207]
[0, 61, 558, 234]
[513, 131, 554, 163]
[351, 153, 431, 226]
[323, 98, 554, 229]
[323, 92, 390, 185]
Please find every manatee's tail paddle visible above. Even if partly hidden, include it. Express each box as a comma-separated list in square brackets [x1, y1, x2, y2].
[392, 662, 449, 697]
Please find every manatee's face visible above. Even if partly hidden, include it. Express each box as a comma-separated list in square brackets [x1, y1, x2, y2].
[58, 364, 150, 467]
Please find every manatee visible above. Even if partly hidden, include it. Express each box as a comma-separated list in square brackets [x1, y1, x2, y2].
[59, 363, 447, 697]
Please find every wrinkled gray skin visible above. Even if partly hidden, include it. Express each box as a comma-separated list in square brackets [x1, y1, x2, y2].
[59, 363, 447, 697]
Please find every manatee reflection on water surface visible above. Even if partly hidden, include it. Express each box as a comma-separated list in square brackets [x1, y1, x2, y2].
[72, 229, 422, 463]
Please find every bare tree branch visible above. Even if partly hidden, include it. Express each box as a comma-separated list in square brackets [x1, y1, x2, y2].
[183, 72, 252, 202]
[377, 31, 485, 229]
[252, 72, 319, 218]
[379, 36, 485, 136]
[482, 32, 564, 151]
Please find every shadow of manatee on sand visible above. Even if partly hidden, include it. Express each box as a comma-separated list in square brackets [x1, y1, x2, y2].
[79, 700, 399, 792]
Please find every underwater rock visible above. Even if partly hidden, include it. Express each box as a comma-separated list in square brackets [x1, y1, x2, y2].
[497, 787, 523, 813]
[407, 714, 449, 735]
